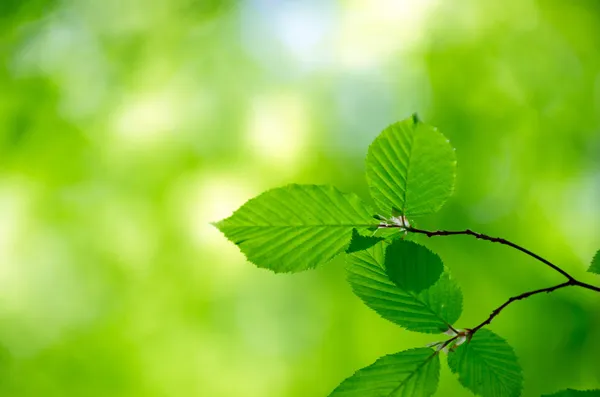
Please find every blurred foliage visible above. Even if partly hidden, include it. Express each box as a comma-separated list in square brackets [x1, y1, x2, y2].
[0, 0, 599, 396]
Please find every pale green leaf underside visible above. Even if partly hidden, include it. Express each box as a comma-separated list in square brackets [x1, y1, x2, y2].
[214, 184, 375, 273]
[385, 240, 444, 293]
[543, 390, 600, 397]
[347, 241, 462, 333]
[366, 116, 456, 217]
[588, 250, 600, 275]
[448, 329, 523, 397]
[329, 348, 440, 397]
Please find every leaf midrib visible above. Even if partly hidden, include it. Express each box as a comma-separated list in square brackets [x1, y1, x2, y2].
[400, 123, 416, 215]
[387, 351, 437, 396]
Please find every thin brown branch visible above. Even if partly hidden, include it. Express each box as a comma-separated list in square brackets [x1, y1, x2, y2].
[396, 226, 600, 336]
[470, 280, 574, 333]
[406, 227, 575, 281]
[572, 280, 600, 293]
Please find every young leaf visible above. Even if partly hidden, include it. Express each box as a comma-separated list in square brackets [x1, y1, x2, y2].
[366, 115, 456, 217]
[385, 240, 444, 292]
[448, 329, 523, 397]
[213, 184, 375, 273]
[346, 229, 384, 254]
[543, 390, 600, 397]
[329, 348, 440, 397]
[588, 250, 600, 275]
[347, 241, 462, 333]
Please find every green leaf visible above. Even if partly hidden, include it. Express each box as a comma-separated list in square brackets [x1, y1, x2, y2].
[366, 115, 456, 217]
[214, 184, 375, 273]
[347, 241, 462, 333]
[588, 250, 600, 275]
[543, 390, 600, 397]
[385, 240, 443, 292]
[329, 348, 440, 397]
[448, 329, 523, 397]
[374, 226, 416, 242]
[346, 229, 384, 254]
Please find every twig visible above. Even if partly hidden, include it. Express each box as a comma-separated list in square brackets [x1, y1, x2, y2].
[397, 226, 600, 336]
[470, 280, 573, 333]
[406, 227, 575, 281]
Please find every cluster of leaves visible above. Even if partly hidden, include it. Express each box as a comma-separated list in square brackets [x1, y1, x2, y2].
[214, 115, 600, 397]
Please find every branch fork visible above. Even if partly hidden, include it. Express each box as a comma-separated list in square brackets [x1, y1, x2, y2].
[374, 223, 600, 344]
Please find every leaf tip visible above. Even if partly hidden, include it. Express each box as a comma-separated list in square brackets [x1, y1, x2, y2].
[210, 218, 230, 234]
[411, 112, 421, 124]
[588, 250, 600, 275]
[346, 228, 384, 254]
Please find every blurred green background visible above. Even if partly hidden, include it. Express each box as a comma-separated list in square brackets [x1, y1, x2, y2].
[1, 0, 600, 396]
